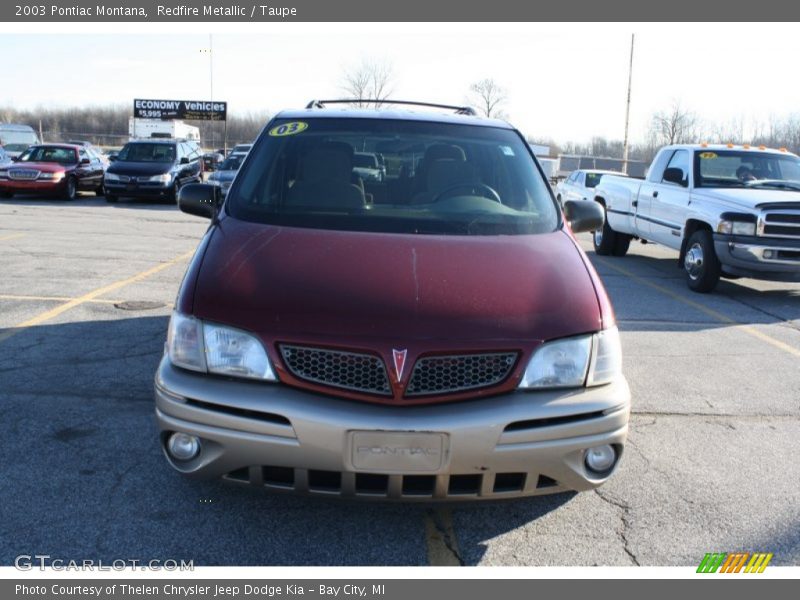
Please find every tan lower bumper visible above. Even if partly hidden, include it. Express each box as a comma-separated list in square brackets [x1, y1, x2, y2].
[154, 358, 630, 500]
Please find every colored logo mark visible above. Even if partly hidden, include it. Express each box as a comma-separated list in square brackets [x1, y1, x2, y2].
[697, 552, 773, 573]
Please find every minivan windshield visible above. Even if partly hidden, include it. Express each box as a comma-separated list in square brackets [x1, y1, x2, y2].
[117, 143, 176, 163]
[228, 118, 558, 236]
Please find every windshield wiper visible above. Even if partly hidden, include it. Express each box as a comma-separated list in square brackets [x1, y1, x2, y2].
[745, 180, 800, 192]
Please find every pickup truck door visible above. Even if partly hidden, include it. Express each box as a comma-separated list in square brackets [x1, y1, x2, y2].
[646, 149, 691, 248]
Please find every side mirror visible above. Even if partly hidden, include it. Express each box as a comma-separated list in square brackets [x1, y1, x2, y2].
[563, 200, 604, 234]
[663, 167, 687, 187]
[178, 183, 219, 219]
[11, 156, 19, 162]
[108, 154, 117, 162]
[180, 157, 190, 165]
[80, 157, 91, 165]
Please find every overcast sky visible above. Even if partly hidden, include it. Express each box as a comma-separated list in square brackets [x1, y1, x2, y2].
[1, 23, 799, 145]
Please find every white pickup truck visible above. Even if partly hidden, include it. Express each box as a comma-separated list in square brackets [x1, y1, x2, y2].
[592, 144, 800, 292]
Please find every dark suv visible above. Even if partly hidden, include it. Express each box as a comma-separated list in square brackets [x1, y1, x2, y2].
[155, 100, 629, 501]
[104, 139, 202, 202]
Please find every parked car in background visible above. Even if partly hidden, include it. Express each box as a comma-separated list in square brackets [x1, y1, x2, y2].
[0, 143, 105, 200]
[156, 100, 629, 500]
[556, 169, 625, 205]
[205, 153, 245, 198]
[104, 139, 202, 203]
[0, 124, 40, 158]
[352, 151, 385, 182]
[202, 152, 225, 172]
[229, 143, 252, 156]
[0, 146, 12, 168]
[593, 144, 800, 292]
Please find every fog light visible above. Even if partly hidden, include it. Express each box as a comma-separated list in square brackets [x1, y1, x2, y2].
[763, 249, 774, 259]
[167, 432, 201, 461]
[585, 444, 616, 474]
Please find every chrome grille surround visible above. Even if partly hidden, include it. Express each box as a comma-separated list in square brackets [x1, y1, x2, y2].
[8, 168, 40, 181]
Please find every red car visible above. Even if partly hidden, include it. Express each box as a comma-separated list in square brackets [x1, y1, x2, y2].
[0, 144, 105, 200]
[155, 100, 630, 500]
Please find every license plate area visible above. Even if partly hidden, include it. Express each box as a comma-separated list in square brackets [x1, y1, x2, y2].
[348, 431, 448, 473]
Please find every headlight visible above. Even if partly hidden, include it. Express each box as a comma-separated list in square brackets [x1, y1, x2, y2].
[167, 313, 206, 372]
[166, 312, 277, 381]
[104, 172, 120, 182]
[148, 173, 173, 183]
[518, 327, 622, 389]
[39, 172, 65, 181]
[204, 322, 275, 380]
[718, 219, 756, 236]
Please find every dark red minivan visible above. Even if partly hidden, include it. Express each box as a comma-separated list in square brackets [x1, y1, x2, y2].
[154, 101, 630, 500]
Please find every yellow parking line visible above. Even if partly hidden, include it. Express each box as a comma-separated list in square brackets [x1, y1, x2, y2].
[0, 294, 122, 305]
[424, 508, 463, 566]
[0, 250, 194, 345]
[595, 257, 800, 358]
[0, 233, 25, 242]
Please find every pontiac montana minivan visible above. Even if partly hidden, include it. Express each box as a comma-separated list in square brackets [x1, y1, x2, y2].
[154, 100, 630, 500]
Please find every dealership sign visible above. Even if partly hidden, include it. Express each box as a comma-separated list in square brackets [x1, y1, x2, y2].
[133, 99, 227, 121]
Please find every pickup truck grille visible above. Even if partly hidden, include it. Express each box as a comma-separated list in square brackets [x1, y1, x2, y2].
[405, 352, 518, 397]
[762, 212, 800, 239]
[279, 345, 392, 396]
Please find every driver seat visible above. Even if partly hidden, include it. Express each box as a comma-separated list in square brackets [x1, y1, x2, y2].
[411, 158, 479, 204]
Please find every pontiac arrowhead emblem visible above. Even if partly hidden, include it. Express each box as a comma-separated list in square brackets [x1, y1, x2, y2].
[392, 349, 408, 383]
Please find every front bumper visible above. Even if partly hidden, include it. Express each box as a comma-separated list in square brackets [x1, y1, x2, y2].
[154, 358, 631, 500]
[104, 181, 173, 198]
[714, 233, 800, 280]
[0, 179, 65, 194]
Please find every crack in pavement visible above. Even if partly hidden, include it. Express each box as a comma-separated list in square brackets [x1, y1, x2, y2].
[594, 489, 640, 566]
[424, 508, 464, 566]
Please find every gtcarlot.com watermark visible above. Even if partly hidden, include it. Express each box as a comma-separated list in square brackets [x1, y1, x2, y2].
[15, 554, 194, 571]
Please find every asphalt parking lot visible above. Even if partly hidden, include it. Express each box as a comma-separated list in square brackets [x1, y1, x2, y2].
[1, 194, 798, 567]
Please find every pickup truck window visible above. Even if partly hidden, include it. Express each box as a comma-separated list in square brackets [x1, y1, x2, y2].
[646, 149, 673, 183]
[695, 150, 800, 190]
[663, 150, 690, 186]
[229, 118, 559, 236]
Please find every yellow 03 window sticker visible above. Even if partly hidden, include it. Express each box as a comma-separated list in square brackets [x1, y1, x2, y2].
[269, 121, 309, 137]
[699, 152, 718, 159]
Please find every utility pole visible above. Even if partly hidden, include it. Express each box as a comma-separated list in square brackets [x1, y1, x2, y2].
[621, 33, 634, 174]
[200, 35, 214, 150]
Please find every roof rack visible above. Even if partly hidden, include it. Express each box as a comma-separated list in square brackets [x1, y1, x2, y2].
[305, 99, 478, 116]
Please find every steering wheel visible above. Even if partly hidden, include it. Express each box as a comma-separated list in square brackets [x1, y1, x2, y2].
[431, 183, 502, 203]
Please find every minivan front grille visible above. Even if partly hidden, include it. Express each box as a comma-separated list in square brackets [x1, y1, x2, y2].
[405, 352, 518, 397]
[763, 212, 800, 239]
[279, 344, 392, 396]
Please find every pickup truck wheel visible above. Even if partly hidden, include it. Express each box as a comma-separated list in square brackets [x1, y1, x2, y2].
[612, 234, 631, 257]
[684, 230, 721, 293]
[593, 215, 618, 256]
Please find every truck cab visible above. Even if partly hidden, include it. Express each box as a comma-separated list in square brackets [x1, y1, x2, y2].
[594, 144, 800, 292]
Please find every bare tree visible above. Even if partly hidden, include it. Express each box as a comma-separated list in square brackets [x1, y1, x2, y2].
[468, 78, 508, 119]
[648, 101, 702, 146]
[339, 58, 395, 108]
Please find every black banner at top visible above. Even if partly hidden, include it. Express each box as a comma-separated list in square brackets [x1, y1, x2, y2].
[133, 99, 227, 121]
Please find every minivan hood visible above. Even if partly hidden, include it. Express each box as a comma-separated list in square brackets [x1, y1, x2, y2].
[693, 187, 800, 210]
[192, 218, 602, 347]
[107, 161, 172, 176]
